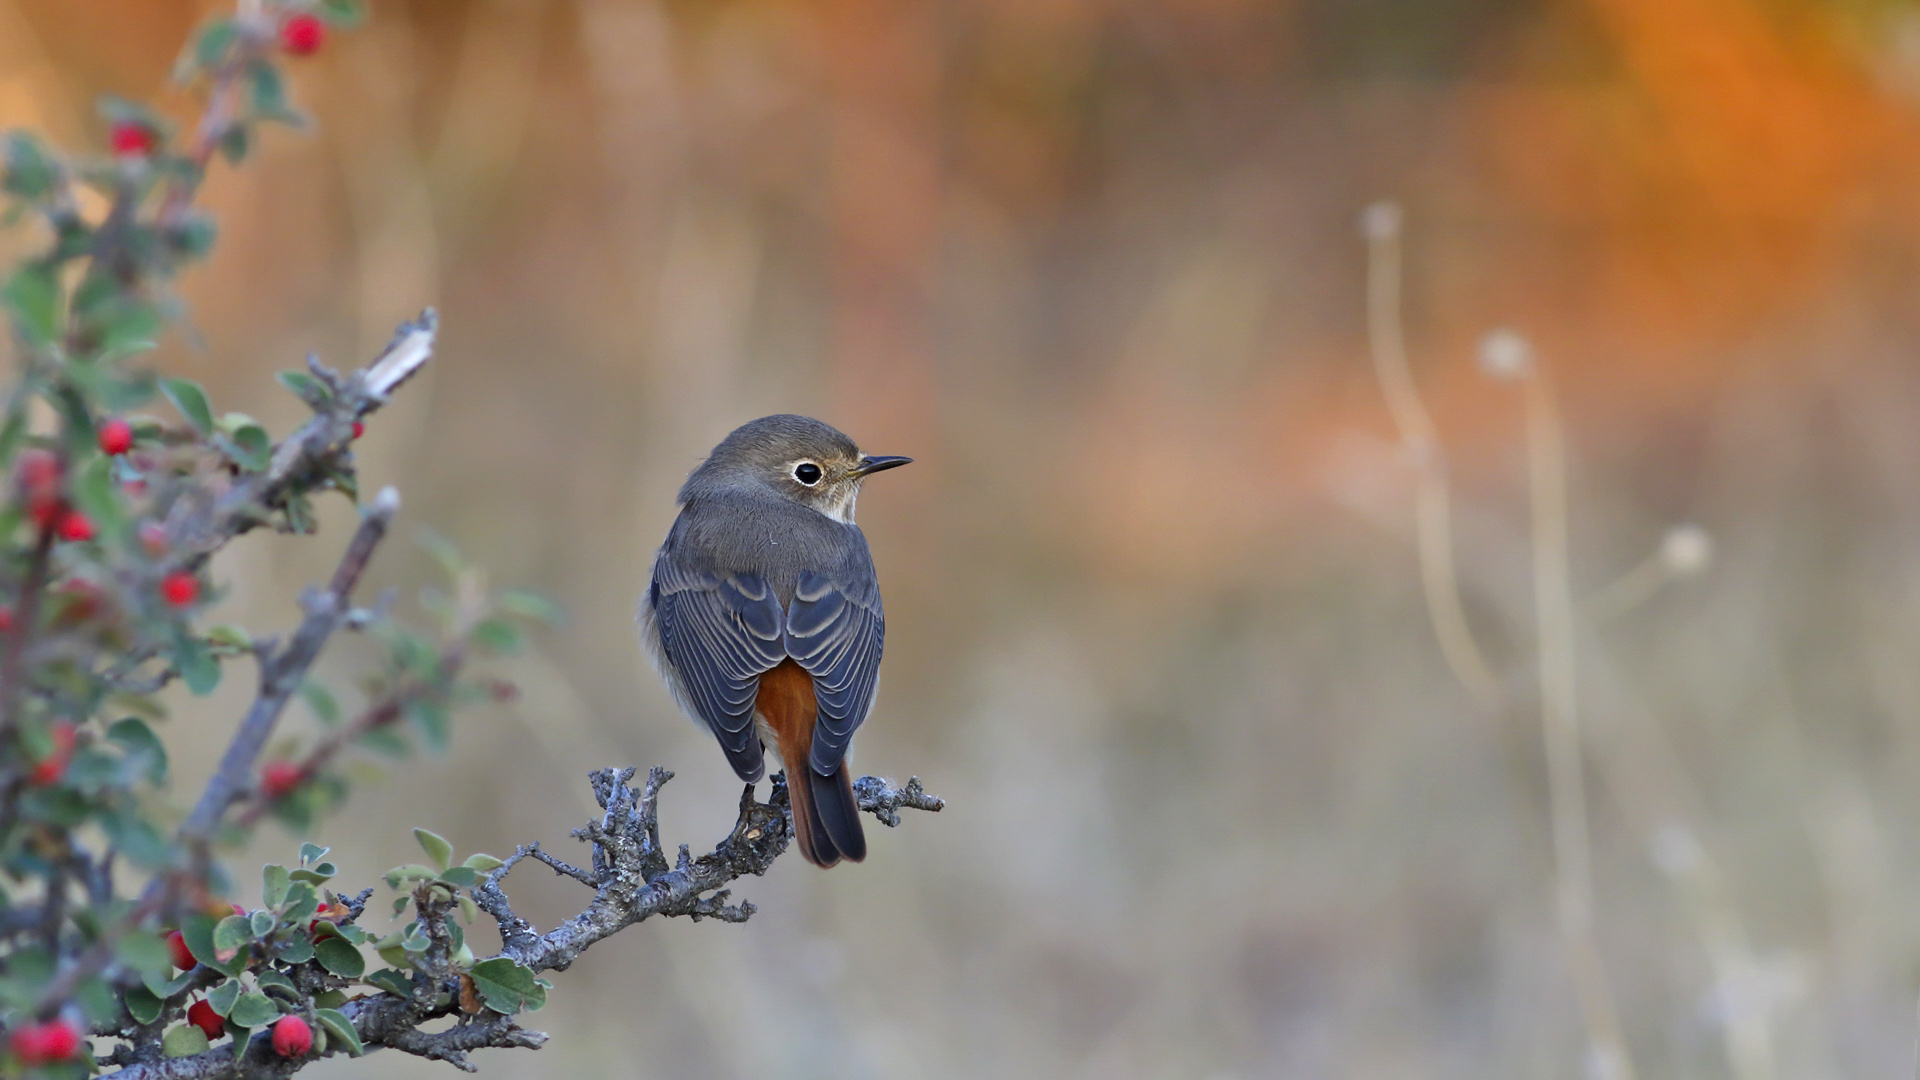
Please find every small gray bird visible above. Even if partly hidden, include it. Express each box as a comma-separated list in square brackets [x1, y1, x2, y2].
[639, 415, 910, 867]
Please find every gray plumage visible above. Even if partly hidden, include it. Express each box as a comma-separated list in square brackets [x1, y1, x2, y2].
[638, 415, 908, 866]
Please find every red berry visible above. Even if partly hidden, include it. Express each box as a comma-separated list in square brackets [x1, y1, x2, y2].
[232, 903, 248, 918]
[161, 572, 198, 607]
[186, 1000, 224, 1039]
[261, 760, 303, 799]
[165, 929, 195, 971]
[30, 721, 76, 786]
[55, 511, 93, 542]
[17, 448, 60, 493]
[98, 418, 134, 455]
[271, 1015, 312, 1058]
[110, 122, 156, 157]
[0, 606, 12, 633]
[28, 497, 63, 531]
[10, 1018, 80, 1064]
[351, 420, 364, 439]
[281, 14, 325, 56]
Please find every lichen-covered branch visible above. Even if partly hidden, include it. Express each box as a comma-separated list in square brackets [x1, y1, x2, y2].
[103, 769, 941, 1078]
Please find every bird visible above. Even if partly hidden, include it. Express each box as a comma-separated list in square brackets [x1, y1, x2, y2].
[639, 415, 911, 867]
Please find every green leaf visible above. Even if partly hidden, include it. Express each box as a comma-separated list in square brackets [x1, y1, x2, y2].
[384, 864, 438, 889]
[314, 989, 347, 1010]
[164, 213, 217, 262]
[114, 926, 173, 978]
[495, 588, 564, 624]
[298, 682, 339, 724]
[207, 977, 241, 1017]
[183, 18, 237, 78]
[217, 123, 249, 165]
[315, 936, 366, 978]
[437, 865, 478, 888]
[143, 967, 196, 1000]
[319, 0, 369, 25]
[274, 935, 314, 965]
[76, 973, 120, 1024]
[276, 369, 331, 406]
[406, 698, 450, 752]
[468, 958, 547, 1015]
[159, 376, 213, 434]
[107, 717, 167, 785]
[314, 1008, 364, 1056]
[413, 828, 453, 871]
[358, 727, 410, 758]
[3, 262, 61, 347]
[125, 984, 163, 1025]
[99, 805, 171, 868]
[299, 842, 330, 866]
[227, 990, 279, 1029]
[263, 863, 292, 908]
[282, 881, 319, 923]
[365, 968, 413, 996]
[256, 969, 299, 999]
[181, 913, 240, 977]
[204, 623, 253, 652]
[174, 635, 221, 696]
[212, 914, 253, 955]
[224, 422, 270, 471]
[470, 617, 523, 655]
[249, 909, 275, 937]
[462, 853, 506, 873]
[163, 1024, 210, 1058]
[248, 61, 290, 118]
[1, 132, 58, 200]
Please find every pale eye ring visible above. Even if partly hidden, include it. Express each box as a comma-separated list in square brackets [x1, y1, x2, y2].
[793, 462, 822, 486]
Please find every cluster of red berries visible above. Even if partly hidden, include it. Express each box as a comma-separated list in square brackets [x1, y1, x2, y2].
[15, 439, 203, 610]
[108, 13, 326, 158]
[9, 1017, 81, 1065]
[163, 908, 322, 1056]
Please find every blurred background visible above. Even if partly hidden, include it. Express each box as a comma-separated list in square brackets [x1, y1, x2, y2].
[8, 0, 1920, 1076]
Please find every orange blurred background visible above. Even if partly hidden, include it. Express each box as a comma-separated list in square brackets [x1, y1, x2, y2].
[10, 0, 1920, 1076]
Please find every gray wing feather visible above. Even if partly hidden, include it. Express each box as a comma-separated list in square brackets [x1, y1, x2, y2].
[650, 561, 786, 781]
[786, 569, 885, 775]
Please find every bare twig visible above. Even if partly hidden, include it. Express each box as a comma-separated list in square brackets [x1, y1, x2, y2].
[174, 487, 401, 857]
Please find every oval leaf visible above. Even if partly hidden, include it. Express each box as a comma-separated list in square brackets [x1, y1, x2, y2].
[227, 990, 279, 1029]
[413, 828, 453, 872]
[315, 936, 366, 978]
[211, 914, 252, 956]
[160, 377, 213, 434]
[163, 1024, 210, 1058]
[467, 957, 547, 1015]
[314, 1008, 364, 1056]
[208, 977, 241, 1017]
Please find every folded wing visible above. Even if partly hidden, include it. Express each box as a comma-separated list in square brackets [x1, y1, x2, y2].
[785, 569, 885, 776]
[649, 561, 787, 781]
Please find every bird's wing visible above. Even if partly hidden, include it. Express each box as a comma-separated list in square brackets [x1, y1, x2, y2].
[649, 560, 787, 781]
[785, 568, 885, 775]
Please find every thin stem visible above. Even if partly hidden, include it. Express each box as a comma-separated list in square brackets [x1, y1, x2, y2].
[1523, 371, 1636, 1080]
[1361, 204, 1502, 708]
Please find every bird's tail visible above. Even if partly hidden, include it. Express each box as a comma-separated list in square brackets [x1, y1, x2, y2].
[789, 763, 866, 868]
[759, 660, 867, 868]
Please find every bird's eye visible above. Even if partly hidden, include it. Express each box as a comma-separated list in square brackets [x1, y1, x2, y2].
[793, 462, 822, 486]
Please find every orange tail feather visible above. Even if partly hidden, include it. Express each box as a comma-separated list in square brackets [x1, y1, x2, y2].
[757, 660, 864, 867]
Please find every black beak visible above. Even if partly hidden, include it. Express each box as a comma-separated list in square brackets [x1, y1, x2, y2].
[853, 455, 912, 477]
